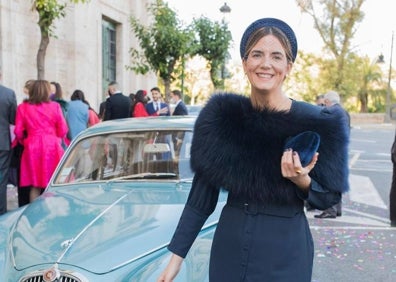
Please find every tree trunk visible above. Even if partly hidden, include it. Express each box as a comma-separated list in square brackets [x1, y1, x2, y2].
[359, 93, 368, 113]
[37, 33, 50, 80]
[163, 78, 171, 103]
[360, 96, 368, 113]
[210, 67, 224, 91]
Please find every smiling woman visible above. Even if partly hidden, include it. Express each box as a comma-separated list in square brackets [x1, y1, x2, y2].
[157, 17, 350, 282]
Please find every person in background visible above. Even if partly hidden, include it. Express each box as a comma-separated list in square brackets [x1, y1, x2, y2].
[14, 80, 68, 202]
[131, 90, 149, 117]
[305, 93, 328, 212]
[66, 89, 89, 140]
[314, 90, 350, 219]
[82, 97, 100, 127]
[129, 93, 135, 104]
[23, 80, 35, 100]
[158, 18, 349, 282]
[170, 89, 188, 116]
[103, 81, 131, 120]
[315, 94, 325, 106]
[146, 87, 170, 116]
[169, 89, 188, 155]
[50, 81, 68, 117]
[50, 81, 69, 148]
[12, 80, 35, 207]
[128, 93, 136, 116]
[0, 70, 17, 215]
[99, 89, 112, 120]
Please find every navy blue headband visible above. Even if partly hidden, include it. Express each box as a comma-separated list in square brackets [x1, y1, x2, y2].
[240, 18, 298, 62]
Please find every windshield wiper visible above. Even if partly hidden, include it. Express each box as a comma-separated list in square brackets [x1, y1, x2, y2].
[114, 172, 177, 180]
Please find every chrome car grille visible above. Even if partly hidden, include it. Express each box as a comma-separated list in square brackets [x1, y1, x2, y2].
[19, 269, 88, 282]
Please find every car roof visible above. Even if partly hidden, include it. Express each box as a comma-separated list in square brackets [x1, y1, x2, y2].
[77, 116, 197, 139]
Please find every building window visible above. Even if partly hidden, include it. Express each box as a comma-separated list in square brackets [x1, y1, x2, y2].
[102, 19, 116, 93]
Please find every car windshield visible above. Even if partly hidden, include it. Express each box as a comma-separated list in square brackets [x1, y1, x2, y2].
[53, 130, 194, 184]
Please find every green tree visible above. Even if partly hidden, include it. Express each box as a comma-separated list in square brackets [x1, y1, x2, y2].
[192, 17, 232, 90]
[296, 0, 366, 97]
[295, 53, 384, 113]
[354, 56, 383, 112]
[286, 51, 326, 102]
[128, 0, 193, 101]
[32, 0, 89, 79]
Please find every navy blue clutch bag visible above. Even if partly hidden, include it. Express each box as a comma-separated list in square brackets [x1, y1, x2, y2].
[284, 131, 320, 167]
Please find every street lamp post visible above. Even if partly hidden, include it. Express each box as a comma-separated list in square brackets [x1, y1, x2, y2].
[219, 2, 231, 14]
[181, 55, 185, 101]
[385, 31, 394, 122]
[219, 3, 231, 90]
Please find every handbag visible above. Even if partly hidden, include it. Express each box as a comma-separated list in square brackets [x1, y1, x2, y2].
[284, 131, 320, 167]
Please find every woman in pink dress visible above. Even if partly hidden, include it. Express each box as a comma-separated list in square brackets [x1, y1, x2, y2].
[14, 80, 68, 202]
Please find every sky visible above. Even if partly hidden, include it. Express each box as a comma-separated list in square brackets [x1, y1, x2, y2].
[166, 0, 396, 64]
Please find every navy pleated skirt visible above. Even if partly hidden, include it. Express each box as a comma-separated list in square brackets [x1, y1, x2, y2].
[209, 203, 314, 282]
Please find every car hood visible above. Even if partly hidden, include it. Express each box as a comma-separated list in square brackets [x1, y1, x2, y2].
[11, 183, 212, 274]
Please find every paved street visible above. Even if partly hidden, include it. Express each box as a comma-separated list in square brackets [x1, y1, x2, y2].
[309, 123, 396, 282]
[5, 123, 396, 281]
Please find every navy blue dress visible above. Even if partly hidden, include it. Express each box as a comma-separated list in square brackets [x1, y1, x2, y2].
[168, 94, 349, 282]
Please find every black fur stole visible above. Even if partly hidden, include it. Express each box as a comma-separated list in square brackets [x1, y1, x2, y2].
[190, 93, 350, 205]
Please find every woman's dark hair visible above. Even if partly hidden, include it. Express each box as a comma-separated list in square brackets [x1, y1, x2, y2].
[50, 81, 64, 100]
[131, 89, 147, 114]
[71, 89, 85, 101]
[135, 90, 147, 102]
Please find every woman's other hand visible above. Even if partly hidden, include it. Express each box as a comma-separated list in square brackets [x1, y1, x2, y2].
[157, 254, 183, 282]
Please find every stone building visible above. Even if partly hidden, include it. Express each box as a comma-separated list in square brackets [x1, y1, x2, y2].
[0, 0, 156, 111]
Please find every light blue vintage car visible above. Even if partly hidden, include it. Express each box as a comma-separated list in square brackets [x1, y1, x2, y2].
[0, 116, 226, 282]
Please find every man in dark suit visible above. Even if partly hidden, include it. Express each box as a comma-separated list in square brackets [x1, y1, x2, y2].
[103, 81, 131, 120]
[170, 90, 188, 156]
[99, 89, 112, 120]
[170, 90, 188, 116]
[0, 71, 17, 215]
[146, 87, 170, 116]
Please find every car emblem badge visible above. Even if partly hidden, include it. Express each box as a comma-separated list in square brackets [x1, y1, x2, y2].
[43, 264, 60, 282]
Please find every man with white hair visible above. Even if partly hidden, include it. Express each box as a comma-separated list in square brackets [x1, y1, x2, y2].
[324, 90, 341, 106]
[314, 90, 350, 219]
